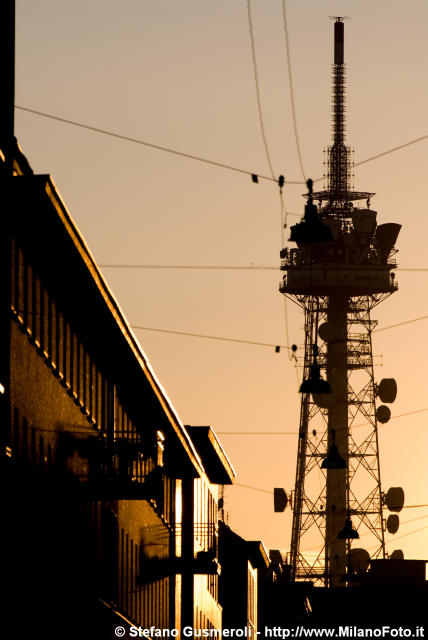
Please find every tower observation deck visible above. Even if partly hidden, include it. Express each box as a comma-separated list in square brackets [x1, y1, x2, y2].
[279, 19, 401, 587]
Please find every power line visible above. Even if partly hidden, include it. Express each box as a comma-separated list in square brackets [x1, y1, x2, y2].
[15, 105, 428, 184]
[281, 0, 306, 183]
[353, 134, 428, 168]
[234, 482, 273, 495]
[369, 523, 428, 550]
[373, 314, 428, 333]
[128, 307, 428, 356]
[218, 431, 296, 435]
[302, 515, 428, 554]
[231, 484, 428, 515]
[15, 105, 304, 185]
[403, 504, 428, 509]
[246, 0, 276, 180]
[100, 264, 279, 270]
[219, 406, 428, 436]
[99, 263, 428, 272]
[130, 324, 292, 350]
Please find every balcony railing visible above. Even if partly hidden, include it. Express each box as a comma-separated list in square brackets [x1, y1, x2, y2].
[60, 433, 162, 502]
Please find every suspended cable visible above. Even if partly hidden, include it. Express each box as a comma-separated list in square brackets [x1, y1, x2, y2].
[369, 524, 428, 550]
[402, 504, 428, 509]
[302, 514, 428, 554]
[246, 0, 276, 180]
[99, 263, 428, 272]
[337, 407, 428, 432]
[233, 482, 273, 495]
[128, 306, 428, 356]
[15, 105, 305, 185]
[218, 431, 296, 435]
[100, 264, 279, 270]
[281, 0, 306, 182]
[353, 134, 428, 168]
[130, 324, 292, 350]
[373, 314, 428, 333]
[220, 406, 428, 435]
[16, 106, 428, 181]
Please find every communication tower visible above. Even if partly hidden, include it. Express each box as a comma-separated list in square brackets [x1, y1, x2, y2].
[279, 19, 402, 587]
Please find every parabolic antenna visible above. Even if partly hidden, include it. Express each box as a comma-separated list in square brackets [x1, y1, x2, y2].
[318, 322, 345, 343]
[376, 405, 391, 424]
[374, 223, 401, 253]
[348, 548, 370, 573]
[377, 378, 397, 404]
[386, 514, 399, 534]
[273, 488, 288, 512]
[312, 390, 336, 409]
[390, 550, 404, 560]
[385, 487, 405, 512]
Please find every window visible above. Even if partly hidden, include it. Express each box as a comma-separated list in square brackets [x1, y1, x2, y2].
[16, 246, 24, 324]
[156, 430, 165, 467]
[49, 298, 57, 369]
[56, 310, 65, 379]
[41, 286, 49, 356]
[32, 274, 41, 346]
[24, 259, 32, 334]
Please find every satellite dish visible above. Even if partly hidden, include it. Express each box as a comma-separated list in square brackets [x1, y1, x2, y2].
[390, 550, 404, 560]
[376, 405, 391, 424]
[386, 514, 399, 534]
[377, 379, 397, 404]
[348, 548, 370, 573]
[318, 322, 345, 343]
[374, 223, 401, 254]
[312, 391, 336, 408]
[385, 487, 405, 512]
[274, 488, 288, 512]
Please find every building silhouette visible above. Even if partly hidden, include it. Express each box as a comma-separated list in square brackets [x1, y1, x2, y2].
[2, 142, 235, 638]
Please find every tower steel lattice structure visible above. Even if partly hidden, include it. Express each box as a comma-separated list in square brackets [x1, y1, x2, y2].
[279, 19, 401, 587]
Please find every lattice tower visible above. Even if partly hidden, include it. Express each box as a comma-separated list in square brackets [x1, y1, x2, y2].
[279, 18, 401, 587]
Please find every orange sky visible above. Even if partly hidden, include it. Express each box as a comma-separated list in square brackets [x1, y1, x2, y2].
[15, 0, 428, 562]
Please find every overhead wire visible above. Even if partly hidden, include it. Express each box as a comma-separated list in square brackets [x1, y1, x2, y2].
[130, 324, 291, 350]
[99, 264, 428, 271]
[367, 524, 428, 551]
[15, 105, 428, 185]
[15, 105, 303, 185]
[245, 0, 299, 386]
[353, 134, 428, 169]
[302, 517, 428, 555]
[219, 406, 428, 434]
[100, 264, 280, 270]
[246, 0, 276, 181]
[231, 484, 428, 515]
[234, 482, 273, 495]
[373, 314, 428, 333]
[129, 309, 428, 352]
[281, 0, 306, 183]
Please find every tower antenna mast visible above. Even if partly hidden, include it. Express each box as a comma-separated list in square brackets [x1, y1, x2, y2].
[279, 18, 402, 587]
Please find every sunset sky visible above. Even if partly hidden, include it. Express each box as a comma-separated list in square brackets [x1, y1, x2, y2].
[15, 0, 428, 562]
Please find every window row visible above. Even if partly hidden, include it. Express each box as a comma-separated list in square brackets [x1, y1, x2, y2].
[10, 238, 141, 442]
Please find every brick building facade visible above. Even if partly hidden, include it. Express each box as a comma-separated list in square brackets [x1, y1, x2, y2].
[2, 145, 233, 638]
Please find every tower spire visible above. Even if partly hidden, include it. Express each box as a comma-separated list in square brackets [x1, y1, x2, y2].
[328, 17, 350, 200]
